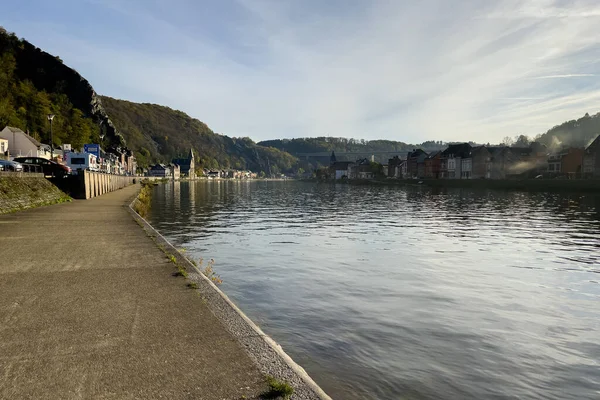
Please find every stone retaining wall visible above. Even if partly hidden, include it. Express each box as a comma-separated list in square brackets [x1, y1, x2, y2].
[81, 171, 136, 199]
[0, 176, 71, 214]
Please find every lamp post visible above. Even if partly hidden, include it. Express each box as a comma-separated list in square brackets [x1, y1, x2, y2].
[47, 114, 55, 160]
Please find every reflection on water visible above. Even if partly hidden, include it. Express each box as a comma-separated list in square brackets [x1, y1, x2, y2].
[149, 181, 600, 400]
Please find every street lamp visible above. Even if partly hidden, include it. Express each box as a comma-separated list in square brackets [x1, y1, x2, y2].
[47, 114, 55, 160]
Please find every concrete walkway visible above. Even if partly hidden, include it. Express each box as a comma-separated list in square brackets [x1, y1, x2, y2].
[0, 185, 267, 399]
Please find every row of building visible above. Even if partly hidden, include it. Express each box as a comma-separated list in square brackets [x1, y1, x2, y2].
[0, 126, 137, 175]
[147, 152, 260, 180]
[330, 135, 600, 180]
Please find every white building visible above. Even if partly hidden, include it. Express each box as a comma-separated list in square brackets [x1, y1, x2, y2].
[0, 138, 8, 158]
[0, 126, 51, 159]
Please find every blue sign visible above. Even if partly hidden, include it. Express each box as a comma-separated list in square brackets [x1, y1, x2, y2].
[84, 144, 100, 158]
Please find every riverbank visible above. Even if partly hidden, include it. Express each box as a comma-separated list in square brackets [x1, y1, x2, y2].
[0, 185, 327, 399]
[306, 177, 600, 193]
[0, 175, 71, 214]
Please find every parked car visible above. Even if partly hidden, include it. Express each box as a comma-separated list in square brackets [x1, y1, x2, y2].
[0, 159, 23, 172]
[13, 157, 71, 177]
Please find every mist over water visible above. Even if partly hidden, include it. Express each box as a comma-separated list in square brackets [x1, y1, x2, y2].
[148, 181, 600, 400]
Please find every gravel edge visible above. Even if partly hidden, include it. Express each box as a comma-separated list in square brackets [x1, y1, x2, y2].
[127, 193, 332, 400]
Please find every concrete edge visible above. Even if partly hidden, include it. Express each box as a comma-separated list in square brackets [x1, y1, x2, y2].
[127, 188, 332, 400]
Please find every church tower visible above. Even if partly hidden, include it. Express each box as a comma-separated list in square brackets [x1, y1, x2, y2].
[189, 148, 195, 179]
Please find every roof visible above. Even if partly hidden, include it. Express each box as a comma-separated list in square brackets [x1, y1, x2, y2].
[426, 150, 442, 159]
[442, 143, 472, 158]
[407, 149, 427, 158]
[2, 126, 43, 148]
[331, 161, 354, 170]
[172, 158, 191, 166]
[586, 135, 600, 151]
[471, 146, 490, 155]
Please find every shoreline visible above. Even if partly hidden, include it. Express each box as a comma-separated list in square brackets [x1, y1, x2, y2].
[129, 187, 332, 400]
[302, 178, 600, 193]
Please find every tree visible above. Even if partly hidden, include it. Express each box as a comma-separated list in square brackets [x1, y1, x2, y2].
[69, 108, 92, 149]
[513, 134, 530, 148]
[501, 136, 514, 146]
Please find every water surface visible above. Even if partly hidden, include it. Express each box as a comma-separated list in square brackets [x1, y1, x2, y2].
[148, 181, 600, 400]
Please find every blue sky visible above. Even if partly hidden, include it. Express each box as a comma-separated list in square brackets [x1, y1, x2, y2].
[3, 0, 600, 143]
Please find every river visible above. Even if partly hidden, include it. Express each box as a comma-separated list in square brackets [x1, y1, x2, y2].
[147, 180, 600, 400]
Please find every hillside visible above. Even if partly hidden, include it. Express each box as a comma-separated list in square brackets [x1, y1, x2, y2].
[258, 137, 447, 166]
[0, 27, 123, 150]
[536, 112, 600, 150]
[100, 97, 298, 173]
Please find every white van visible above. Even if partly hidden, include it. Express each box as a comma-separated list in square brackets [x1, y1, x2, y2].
[66, 152, 99, 174]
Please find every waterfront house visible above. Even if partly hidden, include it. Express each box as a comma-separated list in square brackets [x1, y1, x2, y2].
[547, 148, 584, 177]
[439, 156, 448, 178]
[330, 161, 354, 179]
[487, 146, 512, 179]
[424, 151, 442, 179]
[441, 143, 471, 179]
[0, 126, 51, 159]
[547, 154, 561, 174]
[348, 158, 373, 179]
[172, 149, 195, 178]
[461, 155, 473, 179]
[169, 164, 180, 180]
[148, 164, 171, 178]
[406, 149, 428, 178]
[207, 170, 220, 179]
[471, 146, 491, 179]
[583, 135, 600, 177]
[400, 160, 407, 178]
[125, 149, 137, 175]
[388, 155, 404, 178]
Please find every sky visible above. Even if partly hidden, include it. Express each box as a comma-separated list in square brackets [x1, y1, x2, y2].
[3, 0, 600, 144]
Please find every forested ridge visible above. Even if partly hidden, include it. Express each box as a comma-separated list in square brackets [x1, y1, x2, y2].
[100, 96, 298, 172]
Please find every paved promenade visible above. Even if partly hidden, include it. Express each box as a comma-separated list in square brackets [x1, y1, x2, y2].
[0, 185, 267, 399]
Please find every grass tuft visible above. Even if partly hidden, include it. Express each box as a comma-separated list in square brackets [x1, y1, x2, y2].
[263, 376, 294, 399]
[199, 258, 222, 285]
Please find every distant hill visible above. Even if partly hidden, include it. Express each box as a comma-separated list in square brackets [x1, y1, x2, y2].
[100, 97, 298, 172]
[257, 137, 447, 166]
[536, 112, 600, 150]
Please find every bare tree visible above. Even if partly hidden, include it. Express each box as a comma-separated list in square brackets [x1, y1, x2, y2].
[501, 136, 514, 146]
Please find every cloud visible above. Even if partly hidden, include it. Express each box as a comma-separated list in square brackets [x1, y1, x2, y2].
[3, 0, 600, 144]
[533, 74, 596, 79]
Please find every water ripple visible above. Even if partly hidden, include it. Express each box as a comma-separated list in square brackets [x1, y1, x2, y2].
[149, 181, 600, 400]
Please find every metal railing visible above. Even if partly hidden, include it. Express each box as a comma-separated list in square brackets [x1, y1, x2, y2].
[0, 163, 44, 177]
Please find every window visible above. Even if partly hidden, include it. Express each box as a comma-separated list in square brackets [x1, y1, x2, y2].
[70, 158, 86, 165]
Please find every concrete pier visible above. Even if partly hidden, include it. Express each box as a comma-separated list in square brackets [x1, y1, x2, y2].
[0, 185, 268, 399]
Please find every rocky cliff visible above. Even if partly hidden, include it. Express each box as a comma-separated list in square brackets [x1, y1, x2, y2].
[0, 27, 124, 148]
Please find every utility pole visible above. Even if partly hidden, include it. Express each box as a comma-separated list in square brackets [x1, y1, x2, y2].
[47, 114, 55, 160]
